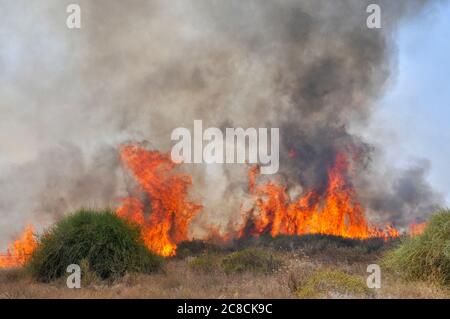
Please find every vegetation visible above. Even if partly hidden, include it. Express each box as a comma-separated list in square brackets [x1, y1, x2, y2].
[2, 230, 450, 298]
[3, 211, 450, 297]
[221, 248, 282, 274]
[176, 240, 223, 259]
[383, 210, 450, 287]
[255, 234, 389, 254]
[178, 234, 392, 263]
[27, 209, 163, 282]
[188, 254, 221, 273]
[294, 269, 372, 298]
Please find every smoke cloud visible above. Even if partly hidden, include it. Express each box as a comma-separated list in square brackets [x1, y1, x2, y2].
[0, 0, 444, 247]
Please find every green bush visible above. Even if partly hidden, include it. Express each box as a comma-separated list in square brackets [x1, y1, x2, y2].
[382, 210, 450, 287]
[27, 209, 163, 282]
[221, 248, 282, 274]
[295, 269, 371, 299]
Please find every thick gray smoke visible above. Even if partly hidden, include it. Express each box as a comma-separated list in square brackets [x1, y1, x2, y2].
[0, 0, 444, 247]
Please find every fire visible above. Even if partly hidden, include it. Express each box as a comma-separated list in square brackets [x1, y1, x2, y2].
[117, 144, 202, 257]
[0, 147, 408, 265]
[118, 147, 400, 257]
[409, 222, 427, 237]
[0, 225, 37, 268]
[242, 152, 399, 240]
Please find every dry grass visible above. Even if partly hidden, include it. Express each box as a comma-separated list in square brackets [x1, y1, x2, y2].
[1, 247, 449, 299]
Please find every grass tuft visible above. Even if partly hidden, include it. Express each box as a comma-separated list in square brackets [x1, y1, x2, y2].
[295, 268, 372, 298]
[382, 209, 450, 287]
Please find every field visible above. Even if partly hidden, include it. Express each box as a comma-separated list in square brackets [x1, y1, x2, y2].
[1, 235, 449, 299]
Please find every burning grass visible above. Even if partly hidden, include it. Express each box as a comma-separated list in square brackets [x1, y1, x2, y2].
[0, 225, 37, 268]
[117, 145, 202, 257]
[382, 209, 450, 287]
[114, 145, 403, 258]
[27, 209, 163, 282]
[243, 153, 400, 241]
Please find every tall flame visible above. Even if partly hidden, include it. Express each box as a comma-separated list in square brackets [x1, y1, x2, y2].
[117, 144, 202, 257]
[0, 225, 37, 268]
[242, 152, 399, 240]
[409, 222, 427, 237]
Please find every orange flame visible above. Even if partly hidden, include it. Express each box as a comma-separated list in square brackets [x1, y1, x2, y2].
[409, 222, 427, 237]
[117, 144, 202, 257]
[242, 152, 399, 240]
[118, 148, 401, 257]
[0, 225, 37, 268]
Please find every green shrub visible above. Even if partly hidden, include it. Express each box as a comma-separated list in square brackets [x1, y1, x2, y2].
[27, 209, 163, 282]
[382, 210, 450, 286]
[295, 269, 371, 298]
[221, 248, 282, 274]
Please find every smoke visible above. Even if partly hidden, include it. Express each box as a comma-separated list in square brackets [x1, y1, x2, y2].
[0, 0, 445, 246]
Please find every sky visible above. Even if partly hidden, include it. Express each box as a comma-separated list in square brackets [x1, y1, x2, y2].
[366, 0, 450, 205]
